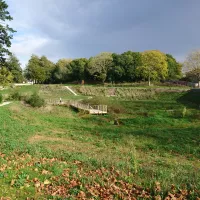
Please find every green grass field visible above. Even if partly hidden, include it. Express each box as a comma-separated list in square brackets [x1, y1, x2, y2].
[0, 85, 200, 199]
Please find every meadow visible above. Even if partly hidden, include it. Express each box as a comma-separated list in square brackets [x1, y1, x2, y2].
[0, 85, 199, 199]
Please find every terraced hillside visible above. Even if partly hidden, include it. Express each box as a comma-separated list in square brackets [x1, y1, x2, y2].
[0, 85, 199, 199]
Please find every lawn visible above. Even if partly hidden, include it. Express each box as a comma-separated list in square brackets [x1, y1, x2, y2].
[0, 85, 199, 199]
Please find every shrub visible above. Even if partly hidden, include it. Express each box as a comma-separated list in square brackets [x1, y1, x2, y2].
[9, 91, 23, 101]
[25, 92, 45, 107]
[0, 93, 2, 103]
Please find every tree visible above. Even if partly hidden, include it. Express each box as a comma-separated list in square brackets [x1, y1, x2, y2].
[183, 50, 200, 88]
[53, 59, 72, 83]
[0, 67, 13, 86]
[40, 56, 55, 83]
[0, 0, 16, 64]
[111, 51, 142, 82]
[70, 58, 88, 82]
[137, 50, 168, 86]
[107, 64, 124, 83]
[166, 54, 182, 80]
[87, 52, 113, 83]
[6, 54, 23, 83]
[25, 55, 55, 83]
[25, 55, 46, 83]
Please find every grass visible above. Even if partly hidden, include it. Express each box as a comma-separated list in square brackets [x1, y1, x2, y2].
[0, 84, 199, 199]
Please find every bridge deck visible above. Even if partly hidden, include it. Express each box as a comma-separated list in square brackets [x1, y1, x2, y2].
[70, 103, 107, 115]
[46, 99, 107, 115]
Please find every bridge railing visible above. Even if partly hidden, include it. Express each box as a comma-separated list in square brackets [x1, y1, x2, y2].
[46, 99, 107, 113]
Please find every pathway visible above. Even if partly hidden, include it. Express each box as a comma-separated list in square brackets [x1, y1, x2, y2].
[65, 86, 78, 96]
[0, 102, 11, 107]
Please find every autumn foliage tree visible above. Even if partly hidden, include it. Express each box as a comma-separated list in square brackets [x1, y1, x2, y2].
[184, 50, 200, 88]
[137, 50, 168, 86]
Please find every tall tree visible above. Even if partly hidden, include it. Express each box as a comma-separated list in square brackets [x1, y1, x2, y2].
[25, 55, 55, 83]
[6, 54, 23, 83]
[40, 56, 55, 83]
[183, 50, 200, 87]
[111, 51, 142, 82]
[0, 0, 16, 64]
[0, 67, 13, 86]
[25, 55, 46, 83]
[166, 54, 182, 79]
[53, 58, 72, 83]
[70, 58, 88, 83]
[87, 52, 113, 83]
[136, 50, 168, 86]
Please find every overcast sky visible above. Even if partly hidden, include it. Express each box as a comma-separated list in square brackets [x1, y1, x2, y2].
[7, 0, 200, 68]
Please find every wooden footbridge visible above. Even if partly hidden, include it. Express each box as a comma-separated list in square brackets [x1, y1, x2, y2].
[46, 99, 107, 115]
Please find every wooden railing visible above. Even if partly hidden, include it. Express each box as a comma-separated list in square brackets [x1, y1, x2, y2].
[46, 99, 107, 114]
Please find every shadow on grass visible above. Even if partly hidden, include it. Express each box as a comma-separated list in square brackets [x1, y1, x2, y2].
[127, 126, 200, 158]
[177, 89, 200, 108]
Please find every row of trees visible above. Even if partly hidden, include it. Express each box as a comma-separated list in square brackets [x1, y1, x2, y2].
[24, 50, 182, 86]
[0, 0, 199, 87]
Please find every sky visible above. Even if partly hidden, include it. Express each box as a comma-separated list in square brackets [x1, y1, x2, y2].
[6, 0, 200, 68]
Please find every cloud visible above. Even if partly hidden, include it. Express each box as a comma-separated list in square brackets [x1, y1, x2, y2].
[7, 0, 200, 68]
[10, 34, 51, 67]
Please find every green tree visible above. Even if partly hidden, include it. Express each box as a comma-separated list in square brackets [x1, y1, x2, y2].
[25, 55, 46, 83]
[166, 54, 182, 79]
[111, 51, 142, 82]
[0, 0, 16, 64]
[87, 52, 113, 83]
[40, 56, 55, 83]
[6, 54, 23, 83]
[0, 67, 13, 86]
[53, 58, 72, 83]
[107, 65, 124, 83]
[25, 55, 55, 83]
[137, 50, 168, 86]
[70, 58, 88, 82]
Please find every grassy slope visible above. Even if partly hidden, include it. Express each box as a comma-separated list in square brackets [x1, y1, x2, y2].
[0, 85, 199, 199]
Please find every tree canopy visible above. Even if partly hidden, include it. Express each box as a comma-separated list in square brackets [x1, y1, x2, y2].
[87, 52, 113, 83]
[184, 50, 200, 87]
[21, 50, 182, 85]
[6, 54, 23, 83]
[0, 67, 13, 86]
[0, 0, 16, 64]
[136, 50, 168, 86]
[166, 54, 182, 80]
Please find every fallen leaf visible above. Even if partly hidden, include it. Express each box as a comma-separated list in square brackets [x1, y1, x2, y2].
[44, 179, 51, 185]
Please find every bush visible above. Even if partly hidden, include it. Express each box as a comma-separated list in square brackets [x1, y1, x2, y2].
[25, 92, 45, 107]
[0, 93, 3, 103]
[9, 91, 23, 101]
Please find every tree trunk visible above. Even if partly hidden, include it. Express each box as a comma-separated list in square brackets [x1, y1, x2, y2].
[198, 81, 200, 88]
[148, 75, 151, 86]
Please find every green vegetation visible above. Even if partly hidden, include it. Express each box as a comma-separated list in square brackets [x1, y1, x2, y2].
[25, 92, 45, 108]
[0, 0, 16, 65]
[24, 50, 183, 85]
[0, 85, 199, 199]
[184, 50, 200, 88]
[0, 93, 2, 103]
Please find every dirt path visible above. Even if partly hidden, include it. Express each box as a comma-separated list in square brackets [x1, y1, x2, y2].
[0, 102, 11, 107]
[65, 86, 78, 96]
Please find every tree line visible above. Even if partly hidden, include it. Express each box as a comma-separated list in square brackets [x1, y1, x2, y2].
[0, 0, 199, 87]
[22, 50, 182, 86]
